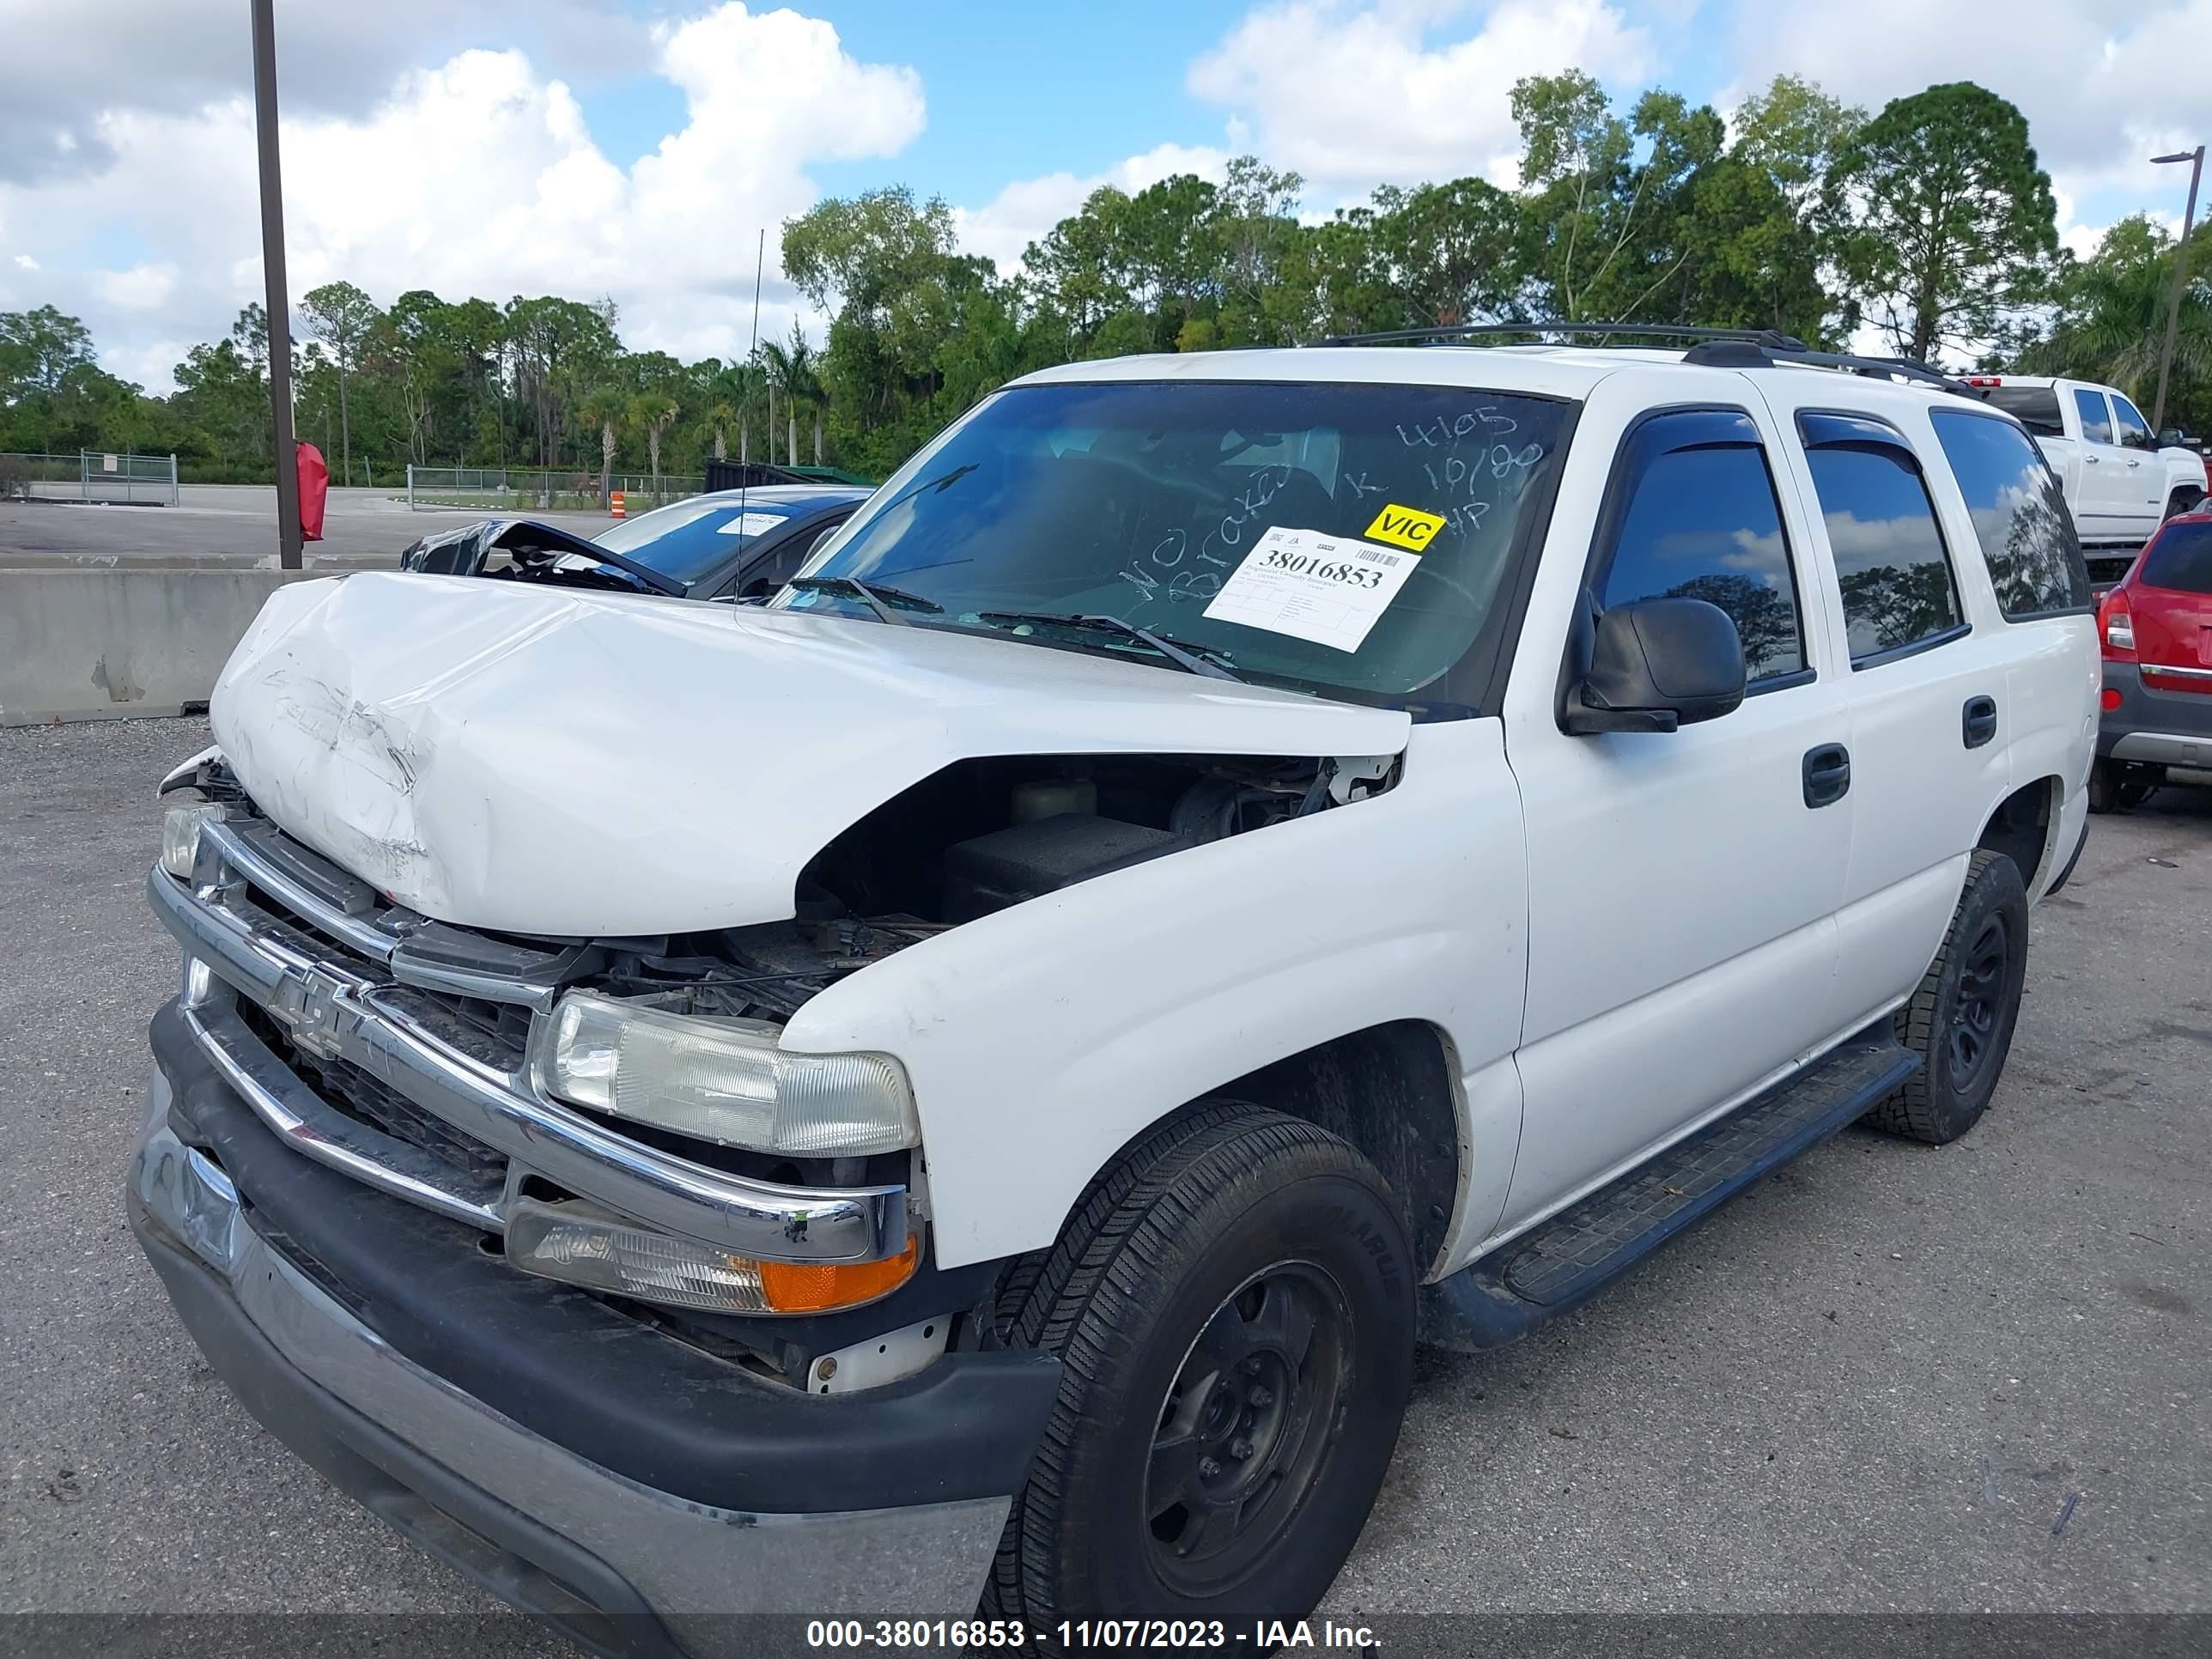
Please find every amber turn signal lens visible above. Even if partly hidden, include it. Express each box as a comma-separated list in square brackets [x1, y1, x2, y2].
[761, 1233, 920, 1313]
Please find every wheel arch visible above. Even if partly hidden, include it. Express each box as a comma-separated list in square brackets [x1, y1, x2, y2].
[1079, 1020, 1470, 1284]
[1977, 774, 2063, 892]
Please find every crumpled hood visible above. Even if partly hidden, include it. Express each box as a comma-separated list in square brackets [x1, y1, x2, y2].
[210, 573, 1411, 936]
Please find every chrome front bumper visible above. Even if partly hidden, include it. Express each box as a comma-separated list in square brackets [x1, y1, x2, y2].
[148, 848, 905, 1263]
[128, 1072, 1009, 1652]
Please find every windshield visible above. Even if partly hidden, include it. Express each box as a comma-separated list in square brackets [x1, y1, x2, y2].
[592, 497, 799, 586]
[779, 379, 1571, 697]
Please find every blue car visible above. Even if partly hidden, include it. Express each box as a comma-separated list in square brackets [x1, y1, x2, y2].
[400, 484, 872, 602]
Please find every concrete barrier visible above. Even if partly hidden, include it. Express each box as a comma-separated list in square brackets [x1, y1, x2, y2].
[0, 569, 321, 726]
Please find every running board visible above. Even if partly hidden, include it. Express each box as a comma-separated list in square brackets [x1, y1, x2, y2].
[1421, 1030, 1918, 1352]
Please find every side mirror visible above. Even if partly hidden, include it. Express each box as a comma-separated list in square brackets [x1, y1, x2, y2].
[2158, 428, 2185, 448]
[1564, 597, 1747, 735]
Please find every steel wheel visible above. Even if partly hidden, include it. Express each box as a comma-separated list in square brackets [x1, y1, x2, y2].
[1945, 914, 2010, 1091]
[1144, 1262, 1352, 1594]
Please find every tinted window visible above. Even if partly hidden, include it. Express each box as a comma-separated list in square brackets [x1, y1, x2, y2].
[2142, 521, 2212, 593]
[1600, 440, 1805, 683]
[1802, 441, 1965, 662]
[2112, 394, 2154, 452]
[1929, 410, 2090, 617]
[1979, 385, 2063, 436]
[2073, 389, 2113, 445]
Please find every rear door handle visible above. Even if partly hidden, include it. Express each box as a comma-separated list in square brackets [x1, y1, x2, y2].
[1963, 695, 1998, 749]
[1802, 743, 1850, 809]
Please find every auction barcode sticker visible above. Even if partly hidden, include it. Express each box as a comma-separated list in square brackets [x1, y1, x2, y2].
[1202, 525, 1419, 652]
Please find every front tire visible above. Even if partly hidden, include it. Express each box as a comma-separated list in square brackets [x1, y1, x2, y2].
[1869, 849, 2030, 1145]
[987, 1104, 1414, 1632]
[2165, 486, 2203, 520]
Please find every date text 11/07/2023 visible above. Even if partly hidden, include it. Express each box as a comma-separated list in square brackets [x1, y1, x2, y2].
[805, 1618, 1380, 1650]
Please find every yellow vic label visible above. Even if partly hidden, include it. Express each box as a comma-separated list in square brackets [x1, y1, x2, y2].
[1364, 504, 1444, 552]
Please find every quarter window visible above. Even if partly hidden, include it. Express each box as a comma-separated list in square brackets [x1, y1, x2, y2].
[1598, 422, 1807, 684]
[2073, 389, 2113, 445]
[1929, 411, 2089, 618]
[1798, 423, 1965, 664]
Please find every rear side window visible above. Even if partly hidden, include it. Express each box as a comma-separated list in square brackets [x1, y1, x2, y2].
[1978, 385, 2063, 437]
[2073, 390, 2113, 445]
[1929, 410, 2090, 617]
[1598, 418, 1806, 684]
[1797, 416, 1965, 665]
[2142, 521, 2212, 592]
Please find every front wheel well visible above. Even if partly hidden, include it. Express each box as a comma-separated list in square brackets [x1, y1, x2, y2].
[1977, 775, 2060, 890]
[1209, 1021, 1464, 1279]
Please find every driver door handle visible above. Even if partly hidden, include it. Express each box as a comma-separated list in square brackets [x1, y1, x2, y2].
[1802, 743, 1851, 809]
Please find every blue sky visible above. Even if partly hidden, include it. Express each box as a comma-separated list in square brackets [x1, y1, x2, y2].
[3, 0, 2204, 392]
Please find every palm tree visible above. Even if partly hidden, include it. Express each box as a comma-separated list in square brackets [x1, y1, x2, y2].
[581, 386, 626, 507]
[708, 399, 737, 462]
[757, 338, 793, 466]
[780, 325, 826, 466]
[2022, 220, 2212, 417]
[629, 392, 680, 504]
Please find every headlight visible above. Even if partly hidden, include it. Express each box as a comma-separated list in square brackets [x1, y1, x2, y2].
[161, 803, 233, 879]
[546, 991, 918, 1158]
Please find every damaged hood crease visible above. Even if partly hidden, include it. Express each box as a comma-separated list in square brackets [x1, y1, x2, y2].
[210, 574, 1412, 937]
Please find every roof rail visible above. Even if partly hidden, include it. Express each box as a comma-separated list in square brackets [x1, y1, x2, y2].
[1688, 341, 1974, 396]
[1314, 322, 1811, 351]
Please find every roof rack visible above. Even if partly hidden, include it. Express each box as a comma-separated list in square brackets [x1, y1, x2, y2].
[1316, 322, 1812, 350]
[1686, 339, 1973, 396]
[1311, 319, 1977, 398]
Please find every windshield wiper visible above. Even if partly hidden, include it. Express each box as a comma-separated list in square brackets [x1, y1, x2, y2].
[975, 611, 1242, 681]
[786, 575, 943, 624]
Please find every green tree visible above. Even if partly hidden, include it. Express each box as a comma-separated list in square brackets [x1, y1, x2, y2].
[1822, 82, 2058, 362]
[2020, 216, 2212, 434]
[581, 385, 627, 505]
[300, 280, 380, 484]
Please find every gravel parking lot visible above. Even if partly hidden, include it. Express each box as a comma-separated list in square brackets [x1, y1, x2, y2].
[2, 717, 2206, 1638]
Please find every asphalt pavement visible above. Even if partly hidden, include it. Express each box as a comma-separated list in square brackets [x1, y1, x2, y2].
[1, 717, 2206, 1636]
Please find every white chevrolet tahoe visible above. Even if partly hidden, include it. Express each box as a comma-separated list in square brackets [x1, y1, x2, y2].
[1966, 373, 2209, 583]
[132, 331, 2100, 1651]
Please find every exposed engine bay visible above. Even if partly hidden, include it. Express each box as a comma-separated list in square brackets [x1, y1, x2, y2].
[586, 750, 1396, 1024]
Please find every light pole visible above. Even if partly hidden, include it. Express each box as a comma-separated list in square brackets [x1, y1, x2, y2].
[2149, 145, 2203, 438]
[251, 0, 303, 568]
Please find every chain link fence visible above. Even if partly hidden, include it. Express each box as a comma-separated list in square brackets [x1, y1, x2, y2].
[0, 452, 179, 506]
[405, 465, 706, 514]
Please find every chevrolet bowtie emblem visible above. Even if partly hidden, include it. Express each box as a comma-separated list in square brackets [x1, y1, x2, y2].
[269, 963, 352, 1059]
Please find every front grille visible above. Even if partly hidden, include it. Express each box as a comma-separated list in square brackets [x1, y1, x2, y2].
[237, 1000, 508, 1186]
[239, 876, 531, 1073]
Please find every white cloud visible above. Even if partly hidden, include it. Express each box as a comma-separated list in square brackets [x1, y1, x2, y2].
[91, 263, 178, 311]
[955, 143, 1232, 274]
[1730, 0, 2212, 222]
[1186, 0, 1652, 195]
[0, 0, 652, 185]
[11, 254, 36, 270]
[0, 4, 923, 392]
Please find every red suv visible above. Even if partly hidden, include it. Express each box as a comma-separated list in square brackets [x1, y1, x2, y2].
[2094, 509, 2212, 811]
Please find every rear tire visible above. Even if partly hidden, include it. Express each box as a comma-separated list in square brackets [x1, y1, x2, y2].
[1868, 849, 2029, 1145]
[2088, 759, 2157, 814]
[986, 1104, 1414, 1633]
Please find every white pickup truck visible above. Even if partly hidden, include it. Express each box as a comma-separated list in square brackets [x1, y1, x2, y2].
[1966, 374, 2209, 582]
[131, 331, 2100, 1650]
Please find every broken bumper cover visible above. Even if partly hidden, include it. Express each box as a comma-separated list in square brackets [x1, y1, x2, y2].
[130, 1003, 1057, 1656]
